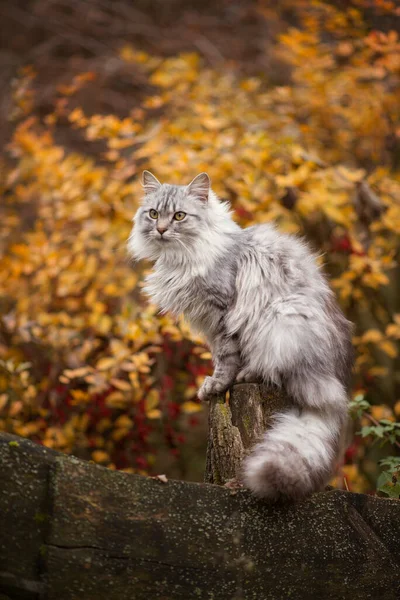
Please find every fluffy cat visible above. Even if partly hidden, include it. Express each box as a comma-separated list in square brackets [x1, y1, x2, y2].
[128, 171, 354, 501]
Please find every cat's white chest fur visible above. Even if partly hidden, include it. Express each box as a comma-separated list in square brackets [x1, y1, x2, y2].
[145, 262, 218, 340]
[144, 262, 197, 316]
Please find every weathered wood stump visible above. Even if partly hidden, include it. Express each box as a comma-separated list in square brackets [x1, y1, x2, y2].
[205, 383, 291, 484]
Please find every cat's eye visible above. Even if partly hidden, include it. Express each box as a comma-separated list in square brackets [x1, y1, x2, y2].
[149, 209, 159, 219]
[173, 211, 186, 221]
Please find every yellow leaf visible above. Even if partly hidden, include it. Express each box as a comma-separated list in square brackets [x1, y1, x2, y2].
[336, 166, 365, 182]
[192, 347, 208, 355]
[183, 386, 197, 399]
[96, 357, 117, 371]
[115, 415, 133, 428]
[96, 418, 112, 433]
[181, 401, 202, 414]
[202, 117, 229, 131]
[120, 361, 136, 372]
[386, 324, 400, 339]
[70, 390, 90, 405]
[378, 340, 398, 358]
[97, 315, 112, 334]
[63, 367, 92, 379]
[368, 367, 388, 378]
[105, 391, 126, 408]
[0, 394, 8, 411]
[128, 372, 139, 388]
[145, 390, 159, 412]
[110, 378, 131, 391]
[275, 164, 312, 188]
[361, 329, 383, 344]
[112, 429, 130, 441]
[323, 204, 351, 226]
[147, 409, 162, 419]
[363, 272, 389, 288]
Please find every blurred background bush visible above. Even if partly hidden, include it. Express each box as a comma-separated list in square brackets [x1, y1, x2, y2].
[1, 0, 400, 495]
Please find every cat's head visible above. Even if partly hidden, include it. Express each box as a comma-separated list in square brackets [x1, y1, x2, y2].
[128, 171, 216, 261]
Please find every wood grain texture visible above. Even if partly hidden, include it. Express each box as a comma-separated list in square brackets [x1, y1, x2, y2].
[0, 434, 58, 599]
[205, 383, 292, 484]
[0, 391, 400, 600]
[44, 458, 400, 600]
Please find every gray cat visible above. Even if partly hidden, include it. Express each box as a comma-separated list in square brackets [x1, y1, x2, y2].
[128, 171, 354, 501]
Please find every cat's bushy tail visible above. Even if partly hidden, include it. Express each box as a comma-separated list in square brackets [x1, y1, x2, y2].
[242, 380, 348, 501]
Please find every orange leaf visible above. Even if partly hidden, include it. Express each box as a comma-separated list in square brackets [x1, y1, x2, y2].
[92, 450, 110, 463]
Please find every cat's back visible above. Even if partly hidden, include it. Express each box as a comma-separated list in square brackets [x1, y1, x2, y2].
[240, 223, 319, 273]
[241, 222, 309, 256]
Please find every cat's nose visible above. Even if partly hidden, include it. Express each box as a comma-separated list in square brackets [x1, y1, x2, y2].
[157, 226, 168, 235]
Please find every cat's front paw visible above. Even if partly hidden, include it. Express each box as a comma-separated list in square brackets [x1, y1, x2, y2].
[197, 376, 227, 401]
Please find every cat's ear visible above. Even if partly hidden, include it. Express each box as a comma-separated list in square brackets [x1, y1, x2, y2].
[187, 173, 210, 203]
[142, 170, 161, 195]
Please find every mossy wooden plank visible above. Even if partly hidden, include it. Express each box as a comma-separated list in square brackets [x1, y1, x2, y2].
[1, 421, 400, 600]
[45, 548, 243, 600]
[46, 455, 400, 599]
[45, 544, 400, 600]
[0, 434, 58, 599]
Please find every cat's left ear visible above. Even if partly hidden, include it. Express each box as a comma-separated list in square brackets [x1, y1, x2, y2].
[187, 173, 210, 203]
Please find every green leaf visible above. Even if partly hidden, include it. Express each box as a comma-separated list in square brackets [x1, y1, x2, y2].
[377, 471, 391, 489]
[349, 394, 370, 419]
[378, 481, 400, 499]
[379, 456, 400, 471]
[360, 426, 373, 437]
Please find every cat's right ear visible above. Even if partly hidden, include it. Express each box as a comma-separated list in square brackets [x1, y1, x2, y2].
[142, 171, 161, 195]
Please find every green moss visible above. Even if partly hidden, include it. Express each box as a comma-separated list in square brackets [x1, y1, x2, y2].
[218, 403, 230, 417]
[34, 512, 48, 524]
[8, 441, 19, 447]
[217, 402, 233, 428]
[242, 414, 251, 435]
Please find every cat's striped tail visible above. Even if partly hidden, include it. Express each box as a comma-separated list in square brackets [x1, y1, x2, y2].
[242, 393, 348, 501]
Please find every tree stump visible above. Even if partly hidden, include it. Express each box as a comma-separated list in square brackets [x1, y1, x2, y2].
[205, 382, 291, 484]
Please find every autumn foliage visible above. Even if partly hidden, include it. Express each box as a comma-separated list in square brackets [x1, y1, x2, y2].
[1, 0, 400, 494]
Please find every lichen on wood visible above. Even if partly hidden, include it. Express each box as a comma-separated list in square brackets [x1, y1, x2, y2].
[205, 383, 292, 485]
[1, 431, 400, 599]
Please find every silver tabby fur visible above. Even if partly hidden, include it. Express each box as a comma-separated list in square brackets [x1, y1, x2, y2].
[128, 171, 354, 501]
